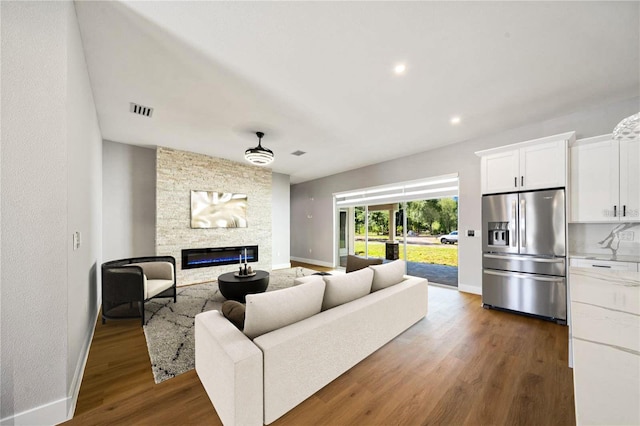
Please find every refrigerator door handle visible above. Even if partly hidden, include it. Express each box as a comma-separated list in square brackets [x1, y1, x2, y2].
[511, 200, 518, 247]
[483, 254, 564, 263]
[484, 269, 564, 282]
[520, 198, 526, 248]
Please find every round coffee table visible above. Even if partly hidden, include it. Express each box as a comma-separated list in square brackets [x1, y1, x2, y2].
[217, 270, 270, 302]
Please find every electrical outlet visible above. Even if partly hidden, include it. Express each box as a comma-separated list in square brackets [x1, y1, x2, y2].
[467, 230, 475, 237]
[619, 231, 634, 241]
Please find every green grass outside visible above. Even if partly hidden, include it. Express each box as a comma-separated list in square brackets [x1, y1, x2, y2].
[354, 241, 458, 267]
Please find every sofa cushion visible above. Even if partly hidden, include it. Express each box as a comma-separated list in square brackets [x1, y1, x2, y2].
[293, 275, 324, 286]
[345, 255, 383, 273]
[321, 267, 373, 311]
[145, 279, 174, 299]
[243, 279, 326, 339]
[221, 300, 246, 330]
[369, 260, 406, 291]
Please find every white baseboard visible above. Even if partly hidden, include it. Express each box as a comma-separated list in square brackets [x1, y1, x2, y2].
[66, 305, 100, 419]
[290, 256, 334, 268]
[0, 396, 70, 426]
[272, 262, 291, 270]
[458, 283, 482, 295]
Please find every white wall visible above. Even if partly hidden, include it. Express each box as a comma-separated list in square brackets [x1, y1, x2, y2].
[1, 1, 102, 424]
[65, 1, 103, 415]
[290, 96, 640, 294]
[271, 173, 291, 269]
[102, 141, 156, 261]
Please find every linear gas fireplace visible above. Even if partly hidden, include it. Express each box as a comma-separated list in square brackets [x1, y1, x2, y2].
[182, 245, 258, 270]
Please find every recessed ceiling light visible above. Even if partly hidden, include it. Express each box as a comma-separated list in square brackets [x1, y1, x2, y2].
[394, 64, 406, 74]
[450, 116, 461, 125]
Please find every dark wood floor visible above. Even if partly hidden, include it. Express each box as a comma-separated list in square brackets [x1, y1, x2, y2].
[63, 263, 575, 425]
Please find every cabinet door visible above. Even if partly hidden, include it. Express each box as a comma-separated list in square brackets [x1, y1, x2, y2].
[569, 139, 619, 222]
[619, 138, 640, 221]
[520, 140, 566, 190]
[481, 150, 519, 194]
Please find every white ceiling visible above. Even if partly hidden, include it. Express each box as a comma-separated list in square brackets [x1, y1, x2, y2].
[75, 1, 639, 184]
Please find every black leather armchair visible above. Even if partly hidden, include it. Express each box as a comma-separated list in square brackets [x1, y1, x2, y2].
[101, 256, 177, 326]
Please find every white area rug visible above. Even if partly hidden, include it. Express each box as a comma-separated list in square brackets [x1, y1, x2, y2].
[143, 267, 317, 383]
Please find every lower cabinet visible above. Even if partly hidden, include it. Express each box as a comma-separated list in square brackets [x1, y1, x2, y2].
[570, 267, 640, 425]
[569, 258, 638, 271]
[572, 339, 640, 425]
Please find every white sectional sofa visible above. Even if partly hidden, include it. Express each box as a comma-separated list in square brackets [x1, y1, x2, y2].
[195, 262, 428, 425]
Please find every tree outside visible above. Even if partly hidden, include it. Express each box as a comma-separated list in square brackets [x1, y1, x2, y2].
[405, 198, 458, 235]
[354, 198, 458, 237]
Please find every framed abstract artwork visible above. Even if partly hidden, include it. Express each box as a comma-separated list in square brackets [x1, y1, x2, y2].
[190, 191, 248, 228]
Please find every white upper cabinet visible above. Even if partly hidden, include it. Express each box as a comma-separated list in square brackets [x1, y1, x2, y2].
[570, 135, 639, 222]
[477, 132, 573, 195]
[619, 138, 640, 220]
[480, 150, 520, 194]
[520, 140, 567, 190]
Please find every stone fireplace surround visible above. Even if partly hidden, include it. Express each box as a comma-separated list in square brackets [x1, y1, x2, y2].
[156, 147, 272, 285]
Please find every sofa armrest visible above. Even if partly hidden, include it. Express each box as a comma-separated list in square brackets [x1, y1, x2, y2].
[195, 310, 263, 426]
[102, 266, 145, 302]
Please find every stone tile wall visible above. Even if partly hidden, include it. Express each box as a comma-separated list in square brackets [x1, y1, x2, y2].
[156, 147, 272, 285]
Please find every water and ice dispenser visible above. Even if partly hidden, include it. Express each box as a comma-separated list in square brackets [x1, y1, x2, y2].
[487, 222, 509, 247]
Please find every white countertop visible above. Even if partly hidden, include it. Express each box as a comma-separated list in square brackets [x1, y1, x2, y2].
[569, 252, 640, 263]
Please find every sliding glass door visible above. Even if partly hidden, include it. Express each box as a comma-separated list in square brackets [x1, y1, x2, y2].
[334, 174, 459, 286]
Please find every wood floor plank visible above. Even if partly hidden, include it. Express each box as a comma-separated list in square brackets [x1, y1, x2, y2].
[63, 270, 575, 426]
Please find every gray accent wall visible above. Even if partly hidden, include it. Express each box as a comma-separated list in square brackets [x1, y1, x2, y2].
[156, 147, 272, 285]
[290, 96, 640, 294]
[272, 173, 291, 269]
[1, 1, 103, 423]
[102, 141, 156, 261]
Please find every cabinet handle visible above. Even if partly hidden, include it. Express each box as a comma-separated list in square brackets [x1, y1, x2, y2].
[614, 205, 617, 217]
[623, 205, 626, 217]
[514, 177, 517, 188]
[521, 176, 524, 186]
[592, 265, 612, 268]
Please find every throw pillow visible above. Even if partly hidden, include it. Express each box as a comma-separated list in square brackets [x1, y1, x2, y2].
[243, 278, 326, 339]
[321, 267, 373, 311]
[369, 259, 406, 292]
[221, 300, 246, 330]
[345, 254, 383, 273]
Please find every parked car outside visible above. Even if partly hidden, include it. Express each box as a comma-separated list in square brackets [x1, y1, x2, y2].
[440, 231, 458, 244]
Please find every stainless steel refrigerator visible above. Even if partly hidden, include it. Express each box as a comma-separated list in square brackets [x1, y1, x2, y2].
[482, 188, 566, 323]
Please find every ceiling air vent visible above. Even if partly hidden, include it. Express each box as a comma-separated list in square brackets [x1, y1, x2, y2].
[129, 102, 154, 118]
[291, 150, 306, 156]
